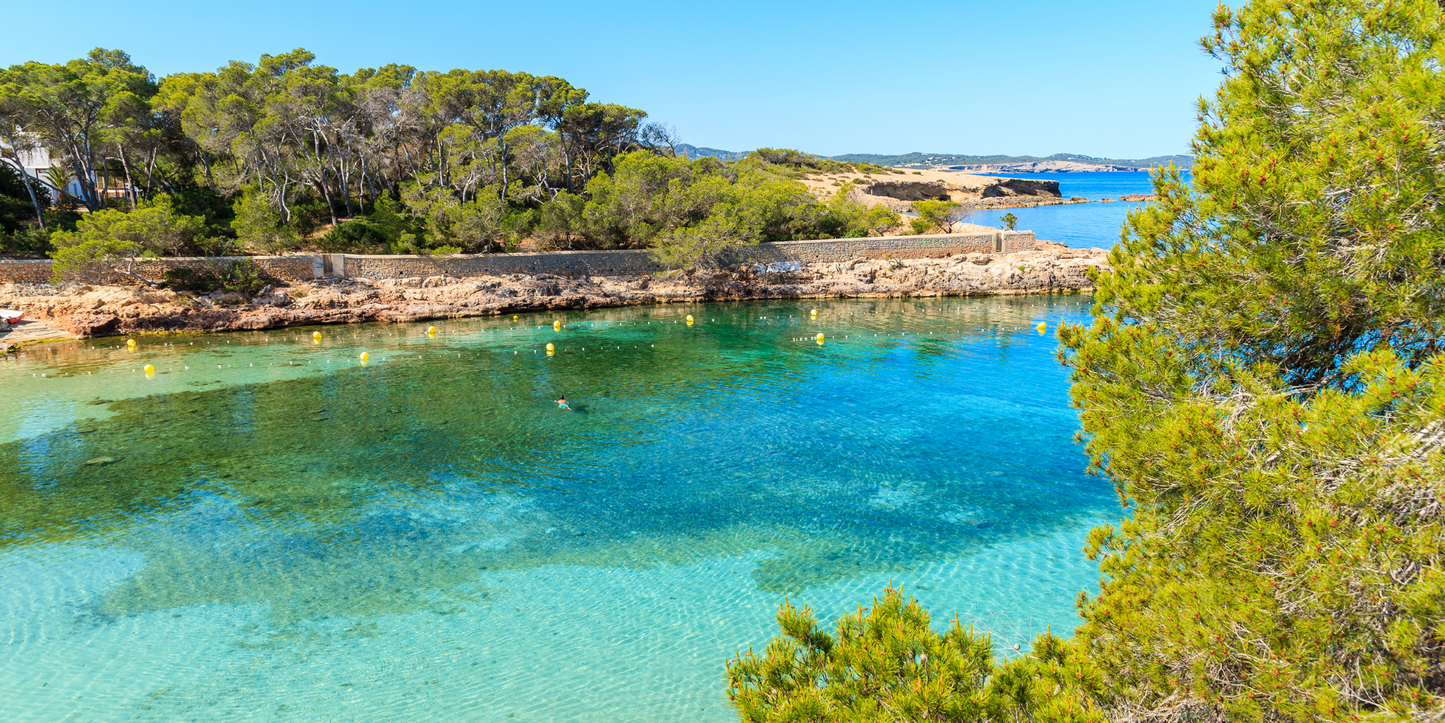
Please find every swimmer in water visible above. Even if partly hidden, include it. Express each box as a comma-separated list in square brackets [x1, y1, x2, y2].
[556, 396, 570, 410]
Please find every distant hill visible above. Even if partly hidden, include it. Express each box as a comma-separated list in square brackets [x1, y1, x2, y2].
[676, 146, 1192, 171]
[677, 144, 751, 162]
[831, 152, 1194, 171]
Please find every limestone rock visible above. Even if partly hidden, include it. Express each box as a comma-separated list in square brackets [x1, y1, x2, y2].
[0, 246, 1108, 338]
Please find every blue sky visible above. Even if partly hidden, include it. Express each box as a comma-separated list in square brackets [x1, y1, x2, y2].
[2, 0, 1225, 159]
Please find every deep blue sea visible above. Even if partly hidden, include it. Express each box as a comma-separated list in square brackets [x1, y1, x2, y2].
[967, 171, 1191, 248]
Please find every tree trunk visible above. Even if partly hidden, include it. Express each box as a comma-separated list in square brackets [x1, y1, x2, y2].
[141, 147, 158, 197]
[339, 155, 355, 218]
[360, 153, 376, 214]
[6, 159, 46, 229]
[279, 170, 292, 223]
[71, 144, 99, 212]
[562, 141, 575, 194]
[116, 147, 138, 209]
[400, 142, 419, 179]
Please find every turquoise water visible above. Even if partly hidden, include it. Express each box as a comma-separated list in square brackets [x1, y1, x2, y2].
[969, 171, 1190, 248]
[0, 297, 1114, 722]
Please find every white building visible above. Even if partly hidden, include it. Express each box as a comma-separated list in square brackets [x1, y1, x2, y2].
[1, 137, 101, 201]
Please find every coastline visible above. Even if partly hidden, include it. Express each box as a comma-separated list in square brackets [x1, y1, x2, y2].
[1, 243, 1106, 346]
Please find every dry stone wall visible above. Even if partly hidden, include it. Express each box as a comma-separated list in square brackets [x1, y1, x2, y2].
[342, 232, 1038, 280]
[0, 231, 1038, 285]
[0, 260, 52, 284]
[0, 255, 318, 285]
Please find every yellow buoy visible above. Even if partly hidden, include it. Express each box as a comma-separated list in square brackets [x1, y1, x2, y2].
[143, 364, 155, 377]
[546, 343, 555, 352]
[810, 309, 818, 317]
[125, 339, 137, 350]
[1035, 322, 1047, 334]
[312, 331, 322, 342]
[427, 326, 436, 336]
[553, 320, 562, 331]
[815, 333, 825, 344]
[513, 315, 519, 321]
[359, 352, 369, 362]
[686, 315, 694, 326]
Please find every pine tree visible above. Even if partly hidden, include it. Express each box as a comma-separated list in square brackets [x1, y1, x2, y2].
[1060, 1, 1445, 719]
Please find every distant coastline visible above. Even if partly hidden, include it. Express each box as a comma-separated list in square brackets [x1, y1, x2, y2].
[678, 145, 1193, 173]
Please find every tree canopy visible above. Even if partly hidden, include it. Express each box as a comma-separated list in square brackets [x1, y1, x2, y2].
[0, 48, 907, 264]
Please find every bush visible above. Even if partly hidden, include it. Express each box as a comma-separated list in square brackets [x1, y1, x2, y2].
[909, 199, 965, 234]
[231, 191, 299, 254]
[316, 218, 388, 252]
[728, 586, 1107, 722]
[169, 186, 237, 239]
[0, 227, 53, 258]
[49, 195, 209, 282]
[160, 259, 279, 295]
[0, 163, 50, 233]
[537, 191, 586, 249]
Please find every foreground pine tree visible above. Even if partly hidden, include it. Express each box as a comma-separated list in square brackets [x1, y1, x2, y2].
[728, 1, 1445, 720]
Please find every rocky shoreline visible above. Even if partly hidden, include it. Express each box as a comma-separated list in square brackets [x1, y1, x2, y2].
[0, 244, 1106, 346]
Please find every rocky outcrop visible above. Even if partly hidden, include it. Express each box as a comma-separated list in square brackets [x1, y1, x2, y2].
[0, 244, 1107, 340]
[980, 178, 1061, 198]
[860, 177, 1060, 205]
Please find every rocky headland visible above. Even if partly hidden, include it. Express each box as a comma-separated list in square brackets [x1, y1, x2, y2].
[0, 243, 1106, 345]
[801, 169, 1090, 215]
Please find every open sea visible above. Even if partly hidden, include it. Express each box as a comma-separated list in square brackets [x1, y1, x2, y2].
[967, 171, 1189, 248]
[0, 297, 1115, 721]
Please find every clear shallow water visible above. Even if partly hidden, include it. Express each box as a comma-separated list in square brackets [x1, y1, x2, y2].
[969, 171, 1191, 248]
[0, 297, 1114, 722]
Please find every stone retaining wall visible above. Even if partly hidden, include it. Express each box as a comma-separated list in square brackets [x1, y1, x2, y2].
[0, 255, 319, 285]
[0, 231, 1038, 285]
[0, 260, 52, 284]
[341, 231, 1038, 280]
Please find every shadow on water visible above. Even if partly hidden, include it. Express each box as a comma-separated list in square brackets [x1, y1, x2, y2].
[0, 296, 1112, 627]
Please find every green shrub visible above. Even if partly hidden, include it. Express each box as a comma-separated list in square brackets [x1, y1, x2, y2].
[49, 195, 209, 282]
[910, 199, 965, 234]
[316, 219, 388, 252]
[230, 191, 297, 254]
[0, 227, 53, 258]
[160, 259, 279, 295]
[728, 586, 1108, 722]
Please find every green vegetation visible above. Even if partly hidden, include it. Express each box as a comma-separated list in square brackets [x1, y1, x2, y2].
[0, 50, 904, 271]
[909, 199, 965, 234]
[1000, 212, 1017, 231]
[49, 194, 212, 284]
[747, 148, 900, 177]
[159, 258, 278, 295]
[0, 162, 50, 255]
[729, 1, 1445, 721]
